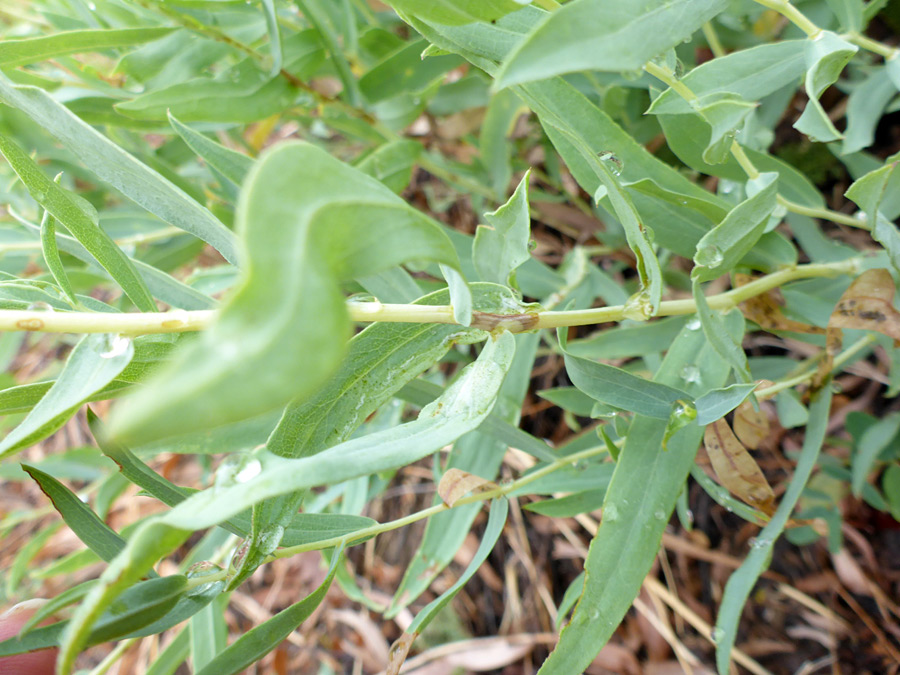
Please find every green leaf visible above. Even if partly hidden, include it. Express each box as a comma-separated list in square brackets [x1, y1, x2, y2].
[842, 67, 897, 155]
[168, 112, 253, 187]
[793, 31, 858, 142]
[851, 413, 900, 497]
[407, 498, 507, 635]
[473, 171, 533, 288]
[22, 465, 129, 564]
[695, 383, 758, 425]
[825, 0, 863, 32]
[0, 71, 239, 264]
[190, 596, 227, 671]
[845, 159, 900, 272]
[387, 331, 539, 616]
[689, 93, 757, 165]
[883, 463, 900, 522]
[692, 289, 751, 383]
[648, 40, 807, 115]
[524, 489, 608, 517]
[107, 141, 465, 446]
[295, 0, 361, 105]
[237, 285, 515, 588]
[567, 316, 690, 360]
[0, 27, 176, 68]
[0, 334, 134, 458]
[194, 544, 343, 675]
[40, 211, 77, 307]
[359, 39, 462, 103]
[714, 385, 833, 674]
[692, 172, 779, 283]
[441, 264, 473, 326]
[539, 312, 742, 674]
[494, 0, 728, 89]
[260, 0, 282, 76]
[387, 0, 530, 26]
[57, 332, 514, 672]
[0, 576, 189, 658]
[0, 136, 156, 312]
[559, 327, 689, 419]
[355, 140, 423, 194]
[480, 88, 526, 199]
[145, 626, 189, 675]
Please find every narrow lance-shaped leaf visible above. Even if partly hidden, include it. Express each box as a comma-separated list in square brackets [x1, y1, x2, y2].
[714, 385, 833, 674]
[851, 413, 900, 498]
[387, 0, 530, 26]
[558, 327, 689, 419]
[0, 70, 239, 264]
[0, 26, 176, 68]
[195, 542, 345, 675]
[688, 93, 757, 165]
[57, 332, 515, 672]
[168, 112, 253, 187]
[39, 201, 78, 307]
[260, 0, 282, 76]
[22, 465, 130, 565]
[793, 31, 858, 142]
[0, 137, 156, 312]
[540, 313, 742, 674]
[386, 499, 508, 673]
[494, 0, 729, 89]
[0, 334, 134, 458]
[108, 142, 466, 446]
[845, 158, 900, 273]
[473, 171, 533, 288]
[238, 285, 522, 587]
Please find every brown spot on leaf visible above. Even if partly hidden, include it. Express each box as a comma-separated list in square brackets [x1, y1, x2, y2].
[437, 468, 498, 508]
[16, 318, 44, 330]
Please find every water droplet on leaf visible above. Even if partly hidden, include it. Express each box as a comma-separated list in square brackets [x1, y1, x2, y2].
[100, 334, 131, 359]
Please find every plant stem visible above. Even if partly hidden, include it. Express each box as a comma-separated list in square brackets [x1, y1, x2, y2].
[702, 21, 727, 58]
[0, 261, 859, 335]
[0, 226, 185, 254]
[844, 31, 899, 59]
[756, 333, 877, 399]
[275, 443, 611, 559]
[777, 195, 870, 230]
[750, 0, 820, 37]
[532, 0, 562, 10]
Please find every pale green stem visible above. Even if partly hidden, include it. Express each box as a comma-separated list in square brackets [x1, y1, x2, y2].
[87, 638, 137, 675]
[534, 259, 859, 329]
[756, 333, 877, 399]
[750, 0, 820, 37]
[0, 261, 859, 335]
[702, 21, 727, 58]
[0, 226, 186, 255]
[844, 31, 899, 60]
[644, 58, 878, 232]
[532, 0, 561, 10]
[777, 195, 871, 230]
[275, 442, 611, 559]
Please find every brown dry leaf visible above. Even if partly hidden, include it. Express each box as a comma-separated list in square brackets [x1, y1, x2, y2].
[704, 419, 776, 514]
[386, 632, 416, 675]
[736, 273, 825, 335]
[437, 468, 498, 507]
[829, 268, 900, 339]
[732, 400, 770, 450]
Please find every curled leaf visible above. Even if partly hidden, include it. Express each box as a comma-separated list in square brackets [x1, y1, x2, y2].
[437, 468, 498, 507]
[703, 419, 775, 514]
[736, 273, 825, 335]
[732, 399, 770, 450]
[829, 268, 900, 340]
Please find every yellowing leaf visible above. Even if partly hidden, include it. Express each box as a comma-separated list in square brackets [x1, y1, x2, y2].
[703, 419, 775, 514]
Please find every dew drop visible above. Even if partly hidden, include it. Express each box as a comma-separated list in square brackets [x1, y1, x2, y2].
[597, 151, 624, 176]
[234, 458, 262, 483]
[680, 364, 701, 384]
[26, 301, 54, 312]
[696, 244, 724, 268]
[686, 317, 702, 331]
[100, 334, 131, 359]
[603, 504, 619, 522]
[711, 627, 725, 644]
[654, 509, 667, 520]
